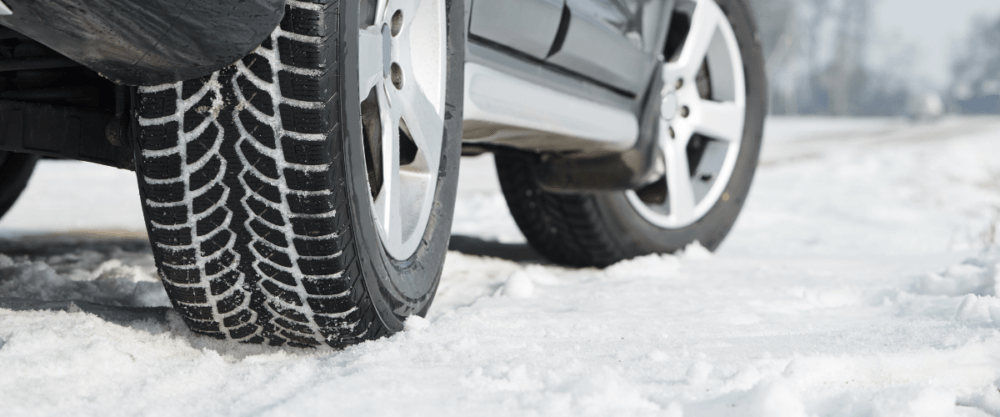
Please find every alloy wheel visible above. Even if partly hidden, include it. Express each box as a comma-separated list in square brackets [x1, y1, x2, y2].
[627, 0, 747, 229]
[358, 0, 447, 259]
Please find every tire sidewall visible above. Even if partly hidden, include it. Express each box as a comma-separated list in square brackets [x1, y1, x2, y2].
[595, 0, 767, 254]
[340, 0, 465, 331]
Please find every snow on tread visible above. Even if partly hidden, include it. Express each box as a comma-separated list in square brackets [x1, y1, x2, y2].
[136, 0, 382, 348]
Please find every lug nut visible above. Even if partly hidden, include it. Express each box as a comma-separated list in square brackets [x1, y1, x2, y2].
[680, 106, 690, 118]
[675, 79, 684, 90]
[669, 127, 675, 138]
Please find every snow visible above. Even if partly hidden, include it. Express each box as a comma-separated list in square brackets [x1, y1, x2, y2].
[3, 116, 1000, 415]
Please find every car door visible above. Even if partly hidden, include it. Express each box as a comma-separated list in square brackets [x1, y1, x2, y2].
[545, 0, 665, 94]
[469, 0, 668, 96]
[468, 0, 565, 61]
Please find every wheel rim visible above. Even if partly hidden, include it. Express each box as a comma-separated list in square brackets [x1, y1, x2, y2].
[627, 0, 747, 229]
[358, 0, 447, 260]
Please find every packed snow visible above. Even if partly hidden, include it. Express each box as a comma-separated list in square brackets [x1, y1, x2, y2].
[3, 116, 1000, 416]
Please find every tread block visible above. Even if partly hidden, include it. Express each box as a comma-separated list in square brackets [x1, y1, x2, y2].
[183, 92, 216, 133]
[200, 230, 232, 257]
[275, 317, 314, 335]
[282, 331, 322, 348]
[186, 123, 220, 164]
[204, 250, 237, 277]
[240, 142, 280, 179]
[241, 53, 274, 84]
[197, 207, 229, 236]
[184, 317, 221, 333]
[163, 282, 208, 304]
[141, 154, 183, 180]
[151, 226, 192, 246]
[279, 103, 333, 135]
[138, 88, 177, 118]
[216, 291, 247, 314]
[316, 311, 362, 339]
[283, 168, 328, 192]
[267, 335, 288, 346]
[297, 251, 352, 276]
[293, 236, 348, 257]
[291, 203, 349, 236]
[192, 184, 226, 215]
[189, 155, 222, 191]
[177, 303, 214, 321]
[250, 219, 289, 248]
[246, 196, 287, 226]
[182, 77, 209, 100]
[148, 203, 188, 226]
[281, 135, 332, 165]
[287, 192, 339, 215]
[280, 4, 338, 38]
[238, 110, 277, 148]
[145, 181, 186, 204]
[258, 262, 297, 287]
[160, 247, 196, 267]
[139, 122, 180, 151]
[161, 265, 200, 285]
[302, 264, 355, 295]
[253, 242, 293, 268]
[229, 323, 259, 339]
[236, 74, 275, 116]
[268, 301, 310, 323]
[209, 269, 241, 296]
[279, 70, 336, 102]
[277, 36, 337, 71]
[306, 295, 352, 315]
[261, 279, 304, 306]
[242, 172, 283, 204]
[223, 309, 254, 328]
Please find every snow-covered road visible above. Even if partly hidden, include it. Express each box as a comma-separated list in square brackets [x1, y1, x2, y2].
[3, 116, 1000, 416]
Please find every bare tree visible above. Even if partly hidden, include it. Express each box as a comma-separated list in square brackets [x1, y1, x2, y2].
[950, 15, 1000, 114]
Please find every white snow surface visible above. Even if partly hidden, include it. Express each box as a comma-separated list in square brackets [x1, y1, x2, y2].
[3, 116, 1000, 416]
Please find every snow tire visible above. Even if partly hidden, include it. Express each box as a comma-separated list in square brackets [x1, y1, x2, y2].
[496, 0, 766, 268]
[0, 152, 38, 219]
[133, 0, 464, 348]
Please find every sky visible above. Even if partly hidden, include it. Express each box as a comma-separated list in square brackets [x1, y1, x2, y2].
[874, 0, 1000, 90]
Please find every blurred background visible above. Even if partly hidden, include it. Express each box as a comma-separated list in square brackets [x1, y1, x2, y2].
[748, 0, 1000, 118]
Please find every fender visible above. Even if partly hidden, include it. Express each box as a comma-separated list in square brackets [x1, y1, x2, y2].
[0, 0, 284, 86]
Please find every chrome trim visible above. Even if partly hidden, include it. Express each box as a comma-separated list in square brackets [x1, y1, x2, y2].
[0, 1, 12, 15]
[462, 62, 639, 151]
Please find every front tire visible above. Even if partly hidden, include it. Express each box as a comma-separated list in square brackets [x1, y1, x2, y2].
[496, 0, 766, 267]
[133, 0, 463, 347]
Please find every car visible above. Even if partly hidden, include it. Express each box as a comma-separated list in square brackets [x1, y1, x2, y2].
[0, 0, 766, 348]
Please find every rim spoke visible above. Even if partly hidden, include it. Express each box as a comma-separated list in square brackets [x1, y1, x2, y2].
[358, 27, 384, 98]
[662, 120, 697, 221]
[376, 86, 399, 230]
[693, 100, 745, 142]
[397, 87, 444, 168]
[666, 0, 724, 79]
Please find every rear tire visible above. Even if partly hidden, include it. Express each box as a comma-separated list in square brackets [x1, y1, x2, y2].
[0, 152, 39, 219]
[133, 0, 463, 347]
[496, 0, 765, 267]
